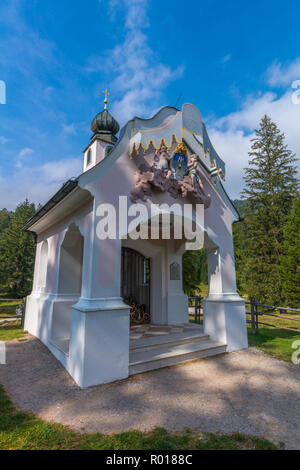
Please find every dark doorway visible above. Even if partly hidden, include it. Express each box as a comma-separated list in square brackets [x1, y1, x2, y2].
[121, 247, 151, 324]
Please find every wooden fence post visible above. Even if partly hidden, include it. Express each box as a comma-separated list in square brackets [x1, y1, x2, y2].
[194, 297, 198, 323]
[21, 297, 26, 328]
[250, 299, 256, 334]
[255, 301, 259, 332]
[193, 296, 202, 324]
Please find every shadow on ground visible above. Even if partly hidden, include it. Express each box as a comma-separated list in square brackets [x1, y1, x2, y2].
[0, 337, 299, 449]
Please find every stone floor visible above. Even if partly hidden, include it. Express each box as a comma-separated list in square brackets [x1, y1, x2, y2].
[1, 336, 300, 449]
[130, 323, 202, 340]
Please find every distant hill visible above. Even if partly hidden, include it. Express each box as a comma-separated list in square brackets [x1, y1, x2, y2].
[232, 199, 247, 218]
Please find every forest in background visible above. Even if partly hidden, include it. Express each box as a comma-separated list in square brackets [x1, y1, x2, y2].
[0, 116, 299, 307]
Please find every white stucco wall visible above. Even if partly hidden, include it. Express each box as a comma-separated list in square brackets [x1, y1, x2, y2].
[25, 103, 248, 387]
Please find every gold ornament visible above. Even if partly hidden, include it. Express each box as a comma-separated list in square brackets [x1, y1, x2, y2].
[103, 88, 110, 110]
[175, 141, 187, 156]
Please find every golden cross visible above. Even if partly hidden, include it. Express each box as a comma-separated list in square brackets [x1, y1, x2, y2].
[103, 89, 110, 110]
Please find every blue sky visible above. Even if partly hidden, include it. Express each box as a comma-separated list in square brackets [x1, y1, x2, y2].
[0, 0, 300, 209]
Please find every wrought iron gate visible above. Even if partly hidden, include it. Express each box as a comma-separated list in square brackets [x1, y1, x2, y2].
[121, 247, 151, 324]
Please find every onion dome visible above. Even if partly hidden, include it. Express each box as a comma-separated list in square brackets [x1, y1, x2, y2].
[90, 89, 120, 144]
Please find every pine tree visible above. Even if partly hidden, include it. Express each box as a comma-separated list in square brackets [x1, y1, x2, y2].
[182, 249, 207, 296]
[0, 200, 36, 297]
[0, 209, 11, 234]
[232, 200, 250, 294]
[197, 249, 208, 285]
[182, 250, 200, 297]
[280, 196, 300, 307]
[241, 115, 299, 304]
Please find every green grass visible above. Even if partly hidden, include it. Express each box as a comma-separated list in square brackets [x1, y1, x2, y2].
[0, 322, 27, 341]
[248, 326, 300, 362]
[246, 306, 300, 362]
[0, 385, 279, 450]
[189, 291, 300, 363]
[0, 300, 22, 307]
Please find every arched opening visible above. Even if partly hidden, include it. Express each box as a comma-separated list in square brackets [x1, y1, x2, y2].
[37, 240, 48, 291]
[51, 223, 84, 354]
[58, 224, 84, 295]
[87, 148, 92, 166]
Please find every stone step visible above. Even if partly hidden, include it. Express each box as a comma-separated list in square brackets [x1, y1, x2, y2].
[130, 332, 210, 352]
[129, 339, 226, 375]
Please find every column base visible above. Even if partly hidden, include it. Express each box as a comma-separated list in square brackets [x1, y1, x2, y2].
[167, 293, 189, 325]
[69, 297, 130, 387]
[203, 293, 248, 352]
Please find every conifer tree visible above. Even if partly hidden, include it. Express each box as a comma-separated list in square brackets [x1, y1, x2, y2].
[280, 196, 300, 307]
[0, 209, 11, 233]
[182, 249, 208, 296]
[241, 115, 299, 304]
[0, 200, 36, 297]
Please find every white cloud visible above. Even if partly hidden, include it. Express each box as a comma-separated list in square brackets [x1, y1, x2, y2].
[0, 136, 10, 144]
[91, 0, 183, 125]
[266, 57, 300, 87]
[40, 158, 82, 181]
[15, 147, 34, 168]
[0, 157, 82, 210]
[221, 54, 231, 64]
[208, 87, 300, 199]
[62, 123, 77, 135]
[207, 128, 254, 199]
[18, 147, 34, 158]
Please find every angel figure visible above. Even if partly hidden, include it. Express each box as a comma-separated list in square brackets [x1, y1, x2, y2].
[154, 144, 170, 173]
[186, 154, 204, 190]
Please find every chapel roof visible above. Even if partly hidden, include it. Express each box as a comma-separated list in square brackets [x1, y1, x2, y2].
[22, 103, 239, 233]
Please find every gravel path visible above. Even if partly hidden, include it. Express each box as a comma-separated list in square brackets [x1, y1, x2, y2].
[0, 337, 299, 449]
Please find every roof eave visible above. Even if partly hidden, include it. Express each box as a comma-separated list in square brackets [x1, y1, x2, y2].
[22, 178, 79, 232]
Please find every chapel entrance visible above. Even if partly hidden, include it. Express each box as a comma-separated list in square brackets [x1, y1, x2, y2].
[121, 247, 151, 324]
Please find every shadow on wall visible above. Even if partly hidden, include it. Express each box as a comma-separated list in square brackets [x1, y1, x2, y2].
[51, 223, 84, 351]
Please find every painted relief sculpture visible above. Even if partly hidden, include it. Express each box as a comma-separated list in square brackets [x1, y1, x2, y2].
[130, 142, 211, 208]
[154, 144, 170, 172]
[169, 142, 188, 181]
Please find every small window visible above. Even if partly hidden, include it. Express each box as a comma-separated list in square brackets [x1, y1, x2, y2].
[104, 145, 114, 158]
[87, 149, 92, 166]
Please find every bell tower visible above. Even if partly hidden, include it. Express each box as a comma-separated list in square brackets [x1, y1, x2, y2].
[83, 90, 120, 172]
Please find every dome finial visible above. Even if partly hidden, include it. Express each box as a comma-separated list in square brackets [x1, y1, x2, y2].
[103, 88, 110, 110]
[90, 90, 120, 144]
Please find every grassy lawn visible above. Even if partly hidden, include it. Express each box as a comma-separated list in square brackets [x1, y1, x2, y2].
[246, 306, 300, 362]
[188, 290, 300, 363]
[248, 327, 300, 362]
[0, 322, 27, 341]
[0, 385, 280, 450]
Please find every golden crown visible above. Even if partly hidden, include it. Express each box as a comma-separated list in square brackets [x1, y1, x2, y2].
[175, 141, 187, 156]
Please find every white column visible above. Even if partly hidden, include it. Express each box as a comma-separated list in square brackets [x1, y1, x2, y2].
[166, 240, 189, 325]
[68, 203, 130, 388]
[203, 239, 248, 352]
